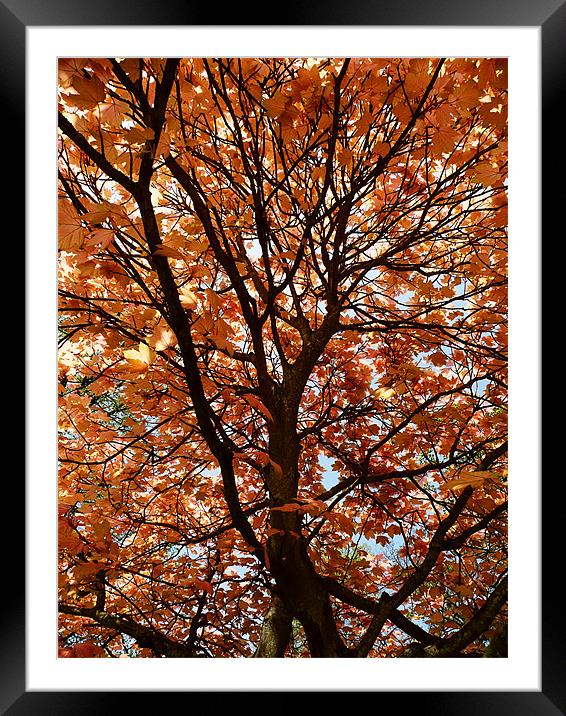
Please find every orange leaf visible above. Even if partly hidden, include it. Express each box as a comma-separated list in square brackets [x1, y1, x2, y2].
[148, 325, 176, 351]
[268, 458, 283, 478]
[374, 141, 391, 157]
[263, 543, 271, 569]
[82, 203, 114, 224]
[265, 527, 285, 537]
[337, 148, 354, 166]
[69, 74, 106, 109]
[242, 394, 274, 422]
[469, 161, 500, 187]
[193, 579, 214, 595]
[87, 228, 115, 249]
[154, 245, 183, 259]
[71, 641, 105, 658]
[271, 503, 302, 512]
[327, 511, 355, 532]
[125, 125, 155, 145]
[205, 288, 223, 312]
[58, 200, 85, 251]
[263, 92, 287, 118]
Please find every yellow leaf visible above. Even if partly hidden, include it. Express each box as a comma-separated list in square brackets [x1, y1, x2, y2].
[376, 386, 396, 399]
[442, 470, 499, 491]
[179, 286, 198, 308]
[123, 342, 152, 371]
[148, 325, 176, 351]
[138, 343, 152, 363]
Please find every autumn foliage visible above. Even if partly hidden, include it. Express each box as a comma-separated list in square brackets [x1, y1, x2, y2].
[58, 57, 507, 658]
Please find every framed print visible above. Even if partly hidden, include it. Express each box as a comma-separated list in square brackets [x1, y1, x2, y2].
[6, 0, 554, 712]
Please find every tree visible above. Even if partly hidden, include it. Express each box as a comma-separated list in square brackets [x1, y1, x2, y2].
[57, 57, 507, 659]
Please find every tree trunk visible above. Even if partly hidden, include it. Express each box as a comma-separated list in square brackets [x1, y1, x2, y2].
[265, 411, 348, 657]
[268, 533, 348, 656]
[254, 596, 292, 657]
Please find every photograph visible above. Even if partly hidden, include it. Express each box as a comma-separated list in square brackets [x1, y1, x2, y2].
[56, 55, 509, 661]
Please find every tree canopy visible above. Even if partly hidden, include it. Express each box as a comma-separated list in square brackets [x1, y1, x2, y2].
[57, 57, 507, 658]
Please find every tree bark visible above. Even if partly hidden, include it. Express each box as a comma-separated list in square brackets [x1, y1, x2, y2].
[254, 596, 293, 658]
[265, 400, 348, 657]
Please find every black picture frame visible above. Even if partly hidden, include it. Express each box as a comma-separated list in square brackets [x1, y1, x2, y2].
[7, 1, 553, 713]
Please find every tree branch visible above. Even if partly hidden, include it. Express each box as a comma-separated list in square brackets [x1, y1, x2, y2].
[401, 576, 508, 657]
[58, 112, 137, 195]
[59, 603, 197, 657]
